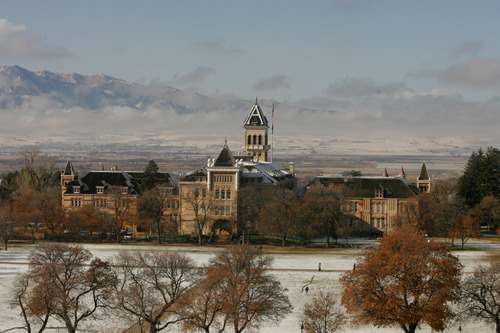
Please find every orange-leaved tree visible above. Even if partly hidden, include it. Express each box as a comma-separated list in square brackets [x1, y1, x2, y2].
[449, 215, 481, 250]
[340, 225, 462, 333]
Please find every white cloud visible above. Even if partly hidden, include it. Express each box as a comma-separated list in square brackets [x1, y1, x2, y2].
[0, 18, 26, 37]
[441, 58, 500, 88]
[172, 66, 216, 84]
[0, 32, 71, 59]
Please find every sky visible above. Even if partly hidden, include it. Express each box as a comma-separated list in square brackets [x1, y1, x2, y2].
[1, 0, 500, 154]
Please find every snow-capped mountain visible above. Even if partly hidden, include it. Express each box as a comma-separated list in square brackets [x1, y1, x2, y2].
[0, 65, 202, 112]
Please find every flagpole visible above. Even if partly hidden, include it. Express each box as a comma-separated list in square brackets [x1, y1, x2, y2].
[271, 100, 274, 162]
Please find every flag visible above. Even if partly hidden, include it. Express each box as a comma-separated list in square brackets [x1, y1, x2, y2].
[271, 101, 274, 134]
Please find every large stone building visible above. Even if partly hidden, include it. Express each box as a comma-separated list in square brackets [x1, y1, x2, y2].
[308, 164, 429, 236]
[61, 161, 179, 233]
[60, 100, 295, 237]
[60, 99, 430, 238]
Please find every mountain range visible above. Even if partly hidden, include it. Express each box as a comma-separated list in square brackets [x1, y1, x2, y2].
[0, 65, 496, 157]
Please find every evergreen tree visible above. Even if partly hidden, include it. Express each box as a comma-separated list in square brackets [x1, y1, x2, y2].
[458, 147, 500, 207]
[141, 160, 159, 192]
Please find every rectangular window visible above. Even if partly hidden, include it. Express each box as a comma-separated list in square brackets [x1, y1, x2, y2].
[382, 203, 386, 213]
[221, 190, 225, 199]
[354, 202, 359, 212]
[226, 190, 231, 200]
[377, 203, 381, 213]
[226, 206, 231, 215]
[202, 189, 207, 198]
[73, 186, 80, 194]
[96, 186, 104, 194]
[375, 190, 383, 198]
[215, 190, 220, 199]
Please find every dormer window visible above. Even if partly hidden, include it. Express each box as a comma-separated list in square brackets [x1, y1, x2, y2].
[73, 186, 80, 194]
[96, 186, 104, 194]
[375, 190, 384, 198]
[122, 187, 128, 194]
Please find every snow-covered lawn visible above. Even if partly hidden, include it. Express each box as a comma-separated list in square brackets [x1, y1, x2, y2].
[0, 239, 498, 333]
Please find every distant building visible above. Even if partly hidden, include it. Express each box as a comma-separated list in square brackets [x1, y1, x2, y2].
[307, 164, 429, 235]
[61, 160, 179, 233]
[178, 142, 295, 238]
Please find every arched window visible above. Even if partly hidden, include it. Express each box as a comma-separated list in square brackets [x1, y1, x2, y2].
[253, 135, 257, 145]
[258, 135, 262, 145]
[248, 135, 251, 145]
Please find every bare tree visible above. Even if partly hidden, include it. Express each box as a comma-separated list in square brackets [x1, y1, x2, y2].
[35, 186, 64, 238]
[112, 250, 200, 333]
[137, 186, 176, 244]
[183, 187, 215, 245]
[236, 186, 261, 244]
[178, 275, 227, 333]
[18, 147, 57, 192]
[205, 245, 292, 332]
[459, 261, 500, 333]
[9, 272, 52, 333]
[107, 186, 135, 242]
[259, 188, 298, 247]
[10, 243, 116, 333]
[300, 290, 346, 333]
[13, 190, 41, 244]
[301, 185, 346, 248]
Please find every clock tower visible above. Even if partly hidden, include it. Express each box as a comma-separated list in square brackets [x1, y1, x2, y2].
[243, 99, 270, 161]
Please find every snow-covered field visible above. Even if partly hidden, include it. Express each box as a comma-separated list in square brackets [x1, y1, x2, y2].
[0, 239, 498, 333]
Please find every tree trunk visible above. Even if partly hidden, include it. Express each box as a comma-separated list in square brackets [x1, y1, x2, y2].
[282, 234, 286, 247]
[157, 220, 162, 244]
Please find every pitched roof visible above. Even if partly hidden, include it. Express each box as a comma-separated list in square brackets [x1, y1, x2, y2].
[63, 160, 74, 175]
[311, 176, 418, 199]
[214, 145, 235, 167]
[399, 167, 406, 179]
[243, 100, 268, 127]
[74, 171, 141, 194]
[383, 168, 389, 177]
[418, 163, 430, 180]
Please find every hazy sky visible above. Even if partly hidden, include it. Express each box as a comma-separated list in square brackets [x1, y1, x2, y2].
[1, 1, 500, 154]
[1, 0, 499, 102]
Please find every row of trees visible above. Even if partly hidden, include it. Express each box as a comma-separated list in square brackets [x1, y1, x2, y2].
[9, 229, 500, 333]
[10, 244, 291, 333]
